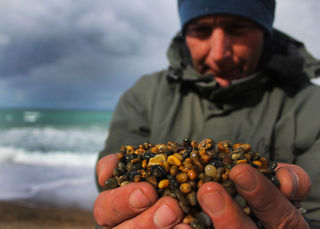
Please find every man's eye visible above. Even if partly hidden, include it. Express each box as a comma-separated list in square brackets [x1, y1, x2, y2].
[225, 24, 255, 35]
[186, 26, 212, 38]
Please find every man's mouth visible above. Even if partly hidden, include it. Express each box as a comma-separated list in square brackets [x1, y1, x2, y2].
[220, 68, 242, 79]
[204, 67, 242, 79]
[202, 66, 244, 87]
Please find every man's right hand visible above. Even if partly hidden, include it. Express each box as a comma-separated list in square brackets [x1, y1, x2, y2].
[93, 154, 184, 228]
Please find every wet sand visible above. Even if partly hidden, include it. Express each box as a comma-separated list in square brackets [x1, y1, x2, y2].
[0, 201, 95, 229]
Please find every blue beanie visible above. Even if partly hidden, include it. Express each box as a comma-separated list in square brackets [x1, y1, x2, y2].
[178, 0, 276, 36]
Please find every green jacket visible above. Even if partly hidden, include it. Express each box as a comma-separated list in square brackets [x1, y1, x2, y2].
[98, 30, 320, 225]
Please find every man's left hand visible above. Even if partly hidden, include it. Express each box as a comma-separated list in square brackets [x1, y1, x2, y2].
[174, 163, 311, 229]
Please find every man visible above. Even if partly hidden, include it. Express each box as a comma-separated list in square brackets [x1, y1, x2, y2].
[94, 0, 320, 228]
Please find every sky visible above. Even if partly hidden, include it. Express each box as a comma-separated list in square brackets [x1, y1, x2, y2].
[0, 0, 319, 110]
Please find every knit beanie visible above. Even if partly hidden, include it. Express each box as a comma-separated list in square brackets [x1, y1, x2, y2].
[178, 0, 276, 36]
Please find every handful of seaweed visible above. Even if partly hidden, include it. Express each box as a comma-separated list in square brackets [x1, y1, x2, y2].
[104, 138, 279, 228]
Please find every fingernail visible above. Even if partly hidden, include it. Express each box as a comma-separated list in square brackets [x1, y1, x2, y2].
[200, 190, 225, 216]
[154, 203, 178, 227]
[174, 226, 184, 229]
[287, 168, 298, 198]
[234, 170, 257, 192]
[129, 189, 152, 209]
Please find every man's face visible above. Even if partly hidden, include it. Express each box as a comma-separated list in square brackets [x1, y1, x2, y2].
[185, 15, 264, 87]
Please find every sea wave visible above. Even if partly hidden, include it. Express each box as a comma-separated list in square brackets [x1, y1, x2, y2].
[0, 146, 99, 167]
[0, 126, 108, 153]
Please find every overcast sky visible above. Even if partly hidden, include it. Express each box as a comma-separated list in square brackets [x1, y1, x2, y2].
[0, 0, 319, 110]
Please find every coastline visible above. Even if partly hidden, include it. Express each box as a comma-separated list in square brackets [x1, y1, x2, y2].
[0, 163, 99, 228]
[0, 200, 95, 229]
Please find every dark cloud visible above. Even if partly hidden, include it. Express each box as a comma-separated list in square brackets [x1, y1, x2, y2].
[0, 0, 174, 77]
[0, 0, 318, 110]
[0, 0, 179, 109]
[1, 37, 72, 76]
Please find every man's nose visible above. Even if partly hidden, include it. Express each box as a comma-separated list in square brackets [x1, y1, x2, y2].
[208, 28, 232, 63]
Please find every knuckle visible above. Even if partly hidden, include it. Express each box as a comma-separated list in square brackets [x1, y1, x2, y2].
[276, 209, 308, 229]
[97, 156, 109, 174]
[297, 169, 311, 199]
[251, 184, 276, 212]
[93, 194, 107, 226]
[93, 191, 117, 227]
[97, 154, 119, 187]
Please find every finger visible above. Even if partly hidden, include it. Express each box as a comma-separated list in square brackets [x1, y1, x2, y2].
[276, 163, 311, 202]
[197, 182, 257, 229]
[93, 182, 158, 227]
[174, 223, 192, 229]
[96, 154, 119, 187]
[113, 196, 184, 229]
[230, 164, 308, 228]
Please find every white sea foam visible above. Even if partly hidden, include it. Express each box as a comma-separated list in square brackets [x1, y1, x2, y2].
[0, 126, 108, 152]
[0, 146, 99, 167]
[0, 126, 109, 167]
[23, 110, 42, 123]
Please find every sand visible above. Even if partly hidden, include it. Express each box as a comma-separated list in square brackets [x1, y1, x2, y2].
[0, 201, 96, 229]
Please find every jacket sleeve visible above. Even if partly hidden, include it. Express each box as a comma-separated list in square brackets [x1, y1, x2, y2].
[99, 86, 151, 159]
[98, 71, 165, 160]
[95, 76, 154, 192]
[297, 136, 320, 227]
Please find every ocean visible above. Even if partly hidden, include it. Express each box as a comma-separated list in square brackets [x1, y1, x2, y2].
[0, 108, 113, 210]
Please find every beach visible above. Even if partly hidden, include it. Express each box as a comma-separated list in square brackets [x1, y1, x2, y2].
[0, 201, 95, 229]
[0, 163, 99, 228]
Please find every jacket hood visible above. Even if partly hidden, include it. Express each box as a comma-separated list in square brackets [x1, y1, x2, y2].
[166, 30, 320, 94]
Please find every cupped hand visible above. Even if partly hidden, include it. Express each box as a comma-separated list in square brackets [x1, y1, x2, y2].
[95, 155, 311, 229]
[182, 163, 311, 229]
[94, 154, 184, 228]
